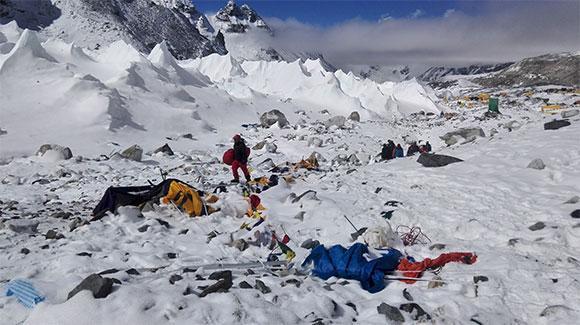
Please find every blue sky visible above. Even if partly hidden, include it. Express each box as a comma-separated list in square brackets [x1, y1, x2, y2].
[195, 0, 478, 26]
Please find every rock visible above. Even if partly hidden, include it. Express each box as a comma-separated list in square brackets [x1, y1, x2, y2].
[126, 268, 140, 275]
[291, 190, 319, 203]
[399, 303, 431, 321]
[265, 142, 277, 153]
[571, 210, 580, 219]
[508, 238, 520, 246]
[527, 158, 546, 170]
[402, 288, 413, 301]
[260, 109, 289, 128]
[429, 243, 446, 251]
[199, 271, 233, 297]
[529, 222, 545, 231]
[98, 268, 120, 275]
[208, 270, 232, 281]
[301, 238, 320, 250]
[51, 211, 72, 219]
[428, 276, 445, 289]
[348, 154, 360, 165]
[417, 153, 463, 167]
[155, 218, 170, 228]
[564, 196, 580, 204]
[377, 303, 405, 322]
[307, 137, 323, 148]
[169, 274, 183, 285]
[473, 275, 489, 283]
[253, 140, 267, 150]
[348, 111, 361, 122]
[233, 239, 249, 251]
[69, 217, 85, 232]
[20, 248, 30, 255]
[294, 211, 305, 221]
[544, 120, 571, 130]
[120, 145, 143, 161]
[36, 144, 73, 160]
[540, 305, 573, 317]
[309, 151, 326, 162]
[257, 158, 276, 169]
[153, 143, 174, 156]
[67, 274, 114, 300]
[6, 220, 39, 234]
[440, 127, 485, 146]
[324, 116, 346, 129]
[561, 109, 579, 118]
[181, 133, 195, 140]
[166, 252, 177, 259]
[137, 224, 150, 233]
[254, 280, 271, 294]
[45, 229, 64, 240]
[332, 154, 349, 165]
[238, 281, 252, 289]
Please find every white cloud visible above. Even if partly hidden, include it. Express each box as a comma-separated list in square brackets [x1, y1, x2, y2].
[410, 9, 425, 19]
[265, 1, 579, 68]
[443, 9, 456, 18]
[378, 13, 392, 23]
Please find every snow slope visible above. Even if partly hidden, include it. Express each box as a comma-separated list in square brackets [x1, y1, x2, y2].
[0, 25, 440, 159]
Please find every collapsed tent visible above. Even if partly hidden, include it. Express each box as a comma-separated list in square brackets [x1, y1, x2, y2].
[302, 243, 476, 293]
[92, 179, 216, 219]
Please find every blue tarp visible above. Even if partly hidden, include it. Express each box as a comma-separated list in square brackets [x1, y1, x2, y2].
[5, 279, 45, 308]
[302, 243, 403, 293]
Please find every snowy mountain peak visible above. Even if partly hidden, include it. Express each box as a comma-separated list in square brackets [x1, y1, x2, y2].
[214, 0, 272, 34]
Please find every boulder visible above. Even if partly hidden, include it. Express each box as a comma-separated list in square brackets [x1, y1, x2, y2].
[153, 143, 174, 156]
[544, 120, 571, 130]
[120, 145, 143, 161]
[6, 220, 39, 234]
[348, 111, 361, 122]
[36, 144, 73, 160]
[324, 116, 346, 129]
[308, 151, 326, 163]
[254, 280, 271, 294]
[260, 109, 289, 128]
[347, 154, 361, 165]
[301, 238, 320, 250]
[440, 127, 485, 146]
[417, 153, 463, 168]
[377, 303, 405, 322]
[67, 274, 114, 300]
[253, 140, 267, 150]
[561, 109, 579, 119]
[529, 221, 545, 231]
[527, 158, 546, 170]
[571, 210, 580, 219]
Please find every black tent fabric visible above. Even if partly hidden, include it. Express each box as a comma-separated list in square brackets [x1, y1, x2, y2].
[92, 179, 205, 220]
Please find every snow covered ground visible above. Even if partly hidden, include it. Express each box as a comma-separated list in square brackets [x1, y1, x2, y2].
[2, 22, 580, 325]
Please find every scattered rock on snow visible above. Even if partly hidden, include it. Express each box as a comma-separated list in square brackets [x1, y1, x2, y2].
[20, 248, 31, 255]
[473, 275, 489, 283]
[265, 142, 277, 153]
[238, 281, 252, 289]
[417, 153, 463, 167]
[440, 127, 485, 146]
[153, 143, 174, 156]
[45, 229, 64, 240]
[561, 109, 579, 119]
[6, 220, 39, 234]
[294, 211, 305, 221]
[69, 217, 86, 232]
[571, 210, 580, 219]
[399, 303, 431, 321]
[529, 222, 546, 231]
[254, 280, 271, 294]
[260, 109, 289, 128]
[67, 274, 115, 300]
[348, 111, 361, 122]
[544, 120, 571, 130]
[199, 271, 233, 297]
[36, 144, 73, 160]
[324, 116, 346, 129]
[377, 303, 405, 322]
[301, 238, 320, 250]
[120, 145, 143, 161]
[527, 158, 546, 170]
[169, 274, 183, 285]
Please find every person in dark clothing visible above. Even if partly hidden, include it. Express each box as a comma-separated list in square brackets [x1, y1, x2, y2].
[407, 142, 420, 156]
[386, 140, 396, 159]
[395, 144, 404, 158]
[425, 141, 432, 152]
[232, 134, 251, 183]
[380, 144, 389, 160]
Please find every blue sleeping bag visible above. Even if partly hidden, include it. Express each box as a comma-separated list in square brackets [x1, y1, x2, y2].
[302, 243, 403, 293]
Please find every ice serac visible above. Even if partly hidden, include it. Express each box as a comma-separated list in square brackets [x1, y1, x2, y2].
[148, 41, 211, 87]
[0, 29, 55, 74]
